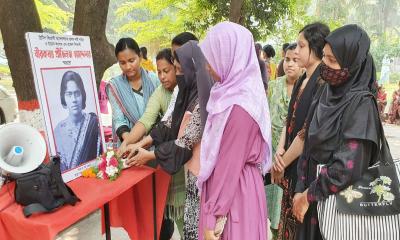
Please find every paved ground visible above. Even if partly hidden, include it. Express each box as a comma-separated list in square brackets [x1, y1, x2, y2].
[382, 123, 400, 159]
[57, 124, 400, 240]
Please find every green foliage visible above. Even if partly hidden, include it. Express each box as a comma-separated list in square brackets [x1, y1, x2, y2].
[390, 73, 400, 85]
[269, 0, 343, 47]
[0, 65, 10, 75]
[310, 0, 400, 69]
[35, 0, 72, 33]
[116, 0, 191, 53]
[115, 0, 296, 52]
[184, 0, 295, 41]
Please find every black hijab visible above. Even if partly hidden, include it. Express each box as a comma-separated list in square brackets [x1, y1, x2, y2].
[189, 40, 214, 130]
[169, 42, 199, 139]
[152, 41, 213, 174]
[308, 24, 380, 160]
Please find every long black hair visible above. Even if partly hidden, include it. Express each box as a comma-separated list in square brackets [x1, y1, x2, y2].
[115, 38, 140, 57]
[299, 22, 330, 60]
[156, 48, 173, 65]
[60, 71, 86, 109]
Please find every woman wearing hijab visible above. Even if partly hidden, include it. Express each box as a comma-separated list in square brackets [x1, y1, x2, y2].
[270, 22, 329, 240]
[119, 33, 199, 154]
[197, 21, 272, 240]
[292, 24, 380, 240]
[126, 41, 213, 239]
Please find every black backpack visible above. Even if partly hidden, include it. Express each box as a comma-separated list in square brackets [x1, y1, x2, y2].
[13, 156, 80, 217]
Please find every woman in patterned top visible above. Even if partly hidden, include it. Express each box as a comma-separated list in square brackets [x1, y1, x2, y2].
[266, 43, 302, 233]
[271, 22, 330, 240]
[293, 24, 380, 240]
[124, 40, 213, 240]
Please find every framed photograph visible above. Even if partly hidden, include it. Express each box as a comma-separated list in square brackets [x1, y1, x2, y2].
[26, 33, 105, 182]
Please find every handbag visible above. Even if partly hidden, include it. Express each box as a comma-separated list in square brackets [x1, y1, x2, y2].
[13, 156, 80, 217]
[317, 98, 400, 240]
[265, 183, 283, 229]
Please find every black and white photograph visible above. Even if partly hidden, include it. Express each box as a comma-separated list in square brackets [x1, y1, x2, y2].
[41, 67, 103, 172]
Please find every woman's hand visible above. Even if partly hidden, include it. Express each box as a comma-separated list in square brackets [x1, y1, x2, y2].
[204, 229, 219, 240]
[293, 189, 310, 223]
[273, 153, 286, 173]
[271, 167, 284, 184]
[117, 141, 128, 157]
[276, 146, 286, 156]
[122, 143, 142, 159]
[126, 148, 154, 167]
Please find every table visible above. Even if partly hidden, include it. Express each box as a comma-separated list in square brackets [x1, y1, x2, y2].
[0, 166, 171, 240]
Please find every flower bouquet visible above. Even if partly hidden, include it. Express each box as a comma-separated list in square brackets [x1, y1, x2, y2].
[82, 150, 125, 181]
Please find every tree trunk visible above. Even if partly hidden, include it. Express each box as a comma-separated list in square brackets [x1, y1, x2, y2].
[229, 0, 245, 23]
[73, 0, 115, 86]
[0, 0, 44, 129]
[0, 0, 42, 102]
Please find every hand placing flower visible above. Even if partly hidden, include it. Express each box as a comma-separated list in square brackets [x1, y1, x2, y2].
[125, 148, 155, 167]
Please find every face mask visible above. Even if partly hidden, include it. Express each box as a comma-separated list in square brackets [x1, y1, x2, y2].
[320, 61, 350, 86]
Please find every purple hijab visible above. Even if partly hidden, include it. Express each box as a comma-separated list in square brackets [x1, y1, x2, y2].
[197, 21, 272, 188]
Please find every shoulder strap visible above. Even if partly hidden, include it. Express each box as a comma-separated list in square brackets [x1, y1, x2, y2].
[23, 199, 64, 217]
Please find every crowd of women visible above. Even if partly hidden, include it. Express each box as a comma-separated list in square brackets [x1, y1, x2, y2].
[104, 20, 390, 240]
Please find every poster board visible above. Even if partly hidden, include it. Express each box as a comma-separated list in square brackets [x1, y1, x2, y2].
[26, 32, 105, 182]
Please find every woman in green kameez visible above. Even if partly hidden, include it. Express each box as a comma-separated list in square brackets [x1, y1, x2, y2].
[266, 43, 303, 236]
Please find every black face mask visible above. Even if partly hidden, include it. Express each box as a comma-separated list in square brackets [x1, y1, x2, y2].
[320, 61, 350, 87]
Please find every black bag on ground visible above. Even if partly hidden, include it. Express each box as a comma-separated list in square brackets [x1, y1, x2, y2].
[13, 156, 80, 217]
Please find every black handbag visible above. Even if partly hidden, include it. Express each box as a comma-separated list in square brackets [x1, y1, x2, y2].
[334, 98, 400, 215]
[13, 156, 80, 217]
[317, 97, 400, 240]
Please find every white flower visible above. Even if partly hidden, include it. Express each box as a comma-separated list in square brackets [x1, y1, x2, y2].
[97, 170, 104, 179]
[106, 151, 114, 160]
[106, 165, 119, 177]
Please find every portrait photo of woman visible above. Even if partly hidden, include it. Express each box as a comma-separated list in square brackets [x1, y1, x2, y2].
[53, 70, 103, 172]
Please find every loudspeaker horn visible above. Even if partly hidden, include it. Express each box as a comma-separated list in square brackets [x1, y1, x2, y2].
[0, 123, 46, 174]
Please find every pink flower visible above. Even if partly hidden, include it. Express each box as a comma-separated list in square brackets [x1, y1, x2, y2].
[348, 140, 359, 151]
[330, 185, 338, 193]
[109, 157, 118, 167]
[98, 159, 107, 172]
[346, 160, 354, 169]
[103, 170, 108, 179]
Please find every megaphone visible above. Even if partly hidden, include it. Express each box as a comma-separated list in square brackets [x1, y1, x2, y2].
[0, 123, 46, 174]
